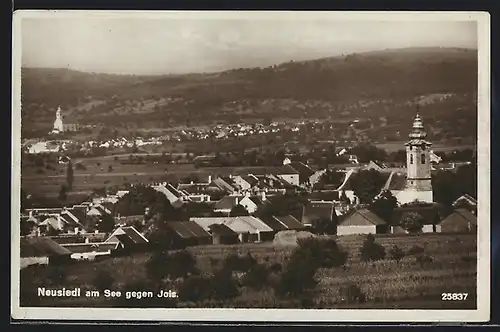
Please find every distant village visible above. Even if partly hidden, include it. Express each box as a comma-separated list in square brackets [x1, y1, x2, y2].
[20, 109, 478, 269]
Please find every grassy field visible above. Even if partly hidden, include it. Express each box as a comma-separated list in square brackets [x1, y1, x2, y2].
[20, 233, 477, 309]
[21, 139, 476, 199]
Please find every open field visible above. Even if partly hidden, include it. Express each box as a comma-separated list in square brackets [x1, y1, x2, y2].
[21, 138, 476, 199]
[20, 233, 476, 309]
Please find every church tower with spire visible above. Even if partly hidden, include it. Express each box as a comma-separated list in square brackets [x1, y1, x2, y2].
[403, 111, 433, 203]
[51, 106, 64, 134]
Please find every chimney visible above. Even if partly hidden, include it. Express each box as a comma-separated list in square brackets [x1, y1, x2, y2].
[208, 175, 212, 183]
[74, 227, 79, 234]
[85, 237, 90, 244]
[261, 191, 266, 201]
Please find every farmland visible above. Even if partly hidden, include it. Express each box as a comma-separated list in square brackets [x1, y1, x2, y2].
[20, 233, 477, 309]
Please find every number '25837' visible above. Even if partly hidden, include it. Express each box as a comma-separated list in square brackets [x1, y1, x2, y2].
[441, 293, 468, 301]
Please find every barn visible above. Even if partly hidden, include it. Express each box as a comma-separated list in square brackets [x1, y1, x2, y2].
[20, 237, 73, 268]
[438, 208, 477, 233]
[336, 208, 388, 236]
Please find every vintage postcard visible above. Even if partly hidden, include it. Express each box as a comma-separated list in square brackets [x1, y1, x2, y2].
[11, 10, 490, 322]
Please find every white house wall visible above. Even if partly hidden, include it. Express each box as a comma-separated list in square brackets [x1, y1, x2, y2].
[394, 190, 433, 205]
[277, 174, 299, 187]
[337, 225, 377, 236]
[20, 257, 49, 269]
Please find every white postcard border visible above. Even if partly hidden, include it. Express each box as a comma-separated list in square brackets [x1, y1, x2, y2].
[11, 10, 491, 322]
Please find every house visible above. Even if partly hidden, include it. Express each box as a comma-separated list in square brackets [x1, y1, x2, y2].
[336, 208, 388, 236]
[275, 165, 300, 187]
[166, 221, 212, 247]
[153, 183, 189, 205]
[301, 201, 338, 227]
[212, 176, 239, 194]
[213, 195, 241, 215]
[105, 226, 149, 249]
[286, 161, 315, 186]
[335, 169, 358, 204]
[191, 216, 274, 243]
[208, 224, 239, 244]
[232, 175, 256, 191]
[38, 214, 81, 235]
[438, 208, 477, 233]
[62, 242, 121, 260]
[20, 237, 72, 268]
[260, 215, 306, 235]
[452, 194, 477, 215]
[238, 193, 267, 214]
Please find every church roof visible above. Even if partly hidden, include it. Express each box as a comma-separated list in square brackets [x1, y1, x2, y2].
[382, 172, 407, 191]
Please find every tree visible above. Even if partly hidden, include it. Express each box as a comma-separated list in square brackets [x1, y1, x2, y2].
[21, 188, 28, 212]
[401, 212, 425, 234]
[98, 213, 115, 233]
[58, 184, 68, 201]
[360, 234, 386, 261]
[146, 250, 198, 282]
[229, 204, 249, 217]
[370, 190, 398, 223]
[432, 170, 459, 207]
[311, 216, 337, 235]
[350, 169, 386, 204]
[66, 160, 74, 189]
[20, 218, 35, 236]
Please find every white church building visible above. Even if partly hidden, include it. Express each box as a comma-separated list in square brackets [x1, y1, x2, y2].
[49, 106, 79, 134]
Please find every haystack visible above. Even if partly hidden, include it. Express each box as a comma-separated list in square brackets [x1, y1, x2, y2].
[273, 230, 316, 247]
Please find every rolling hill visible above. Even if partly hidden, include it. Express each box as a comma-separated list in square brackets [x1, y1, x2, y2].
[19, 47, 477, 134]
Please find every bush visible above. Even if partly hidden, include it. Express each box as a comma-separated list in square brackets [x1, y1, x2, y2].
[210, 268, 240, 300]
[274, 254, 318, 297]
[388, 245, 405, 261]
[146, 250, 198, 282]
[407, 243, 425, 256]
[92, 270, 115, 292]
[340, 283, 366, 304]
[416, 254, 434, 266]
[242, 263, 271, 290]
[178, 275, 213, 302]
[222, 252, 257, 272]
[46, 267, 67, 286]
[295, 237, 348, 268]
[269, 262, 282, 273]
[360, 234, 386, 262]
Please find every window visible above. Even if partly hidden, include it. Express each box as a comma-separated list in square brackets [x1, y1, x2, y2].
[410, 154, 414, 164]
[421, 154, 426, 164]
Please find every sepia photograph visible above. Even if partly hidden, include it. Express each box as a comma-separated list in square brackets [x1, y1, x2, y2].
[11, 10, 490, 322]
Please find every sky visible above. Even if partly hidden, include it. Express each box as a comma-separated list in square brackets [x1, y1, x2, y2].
[20, 12, 478, 75]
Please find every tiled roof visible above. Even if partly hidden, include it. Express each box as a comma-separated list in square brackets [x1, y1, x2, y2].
[260, 216, 288, 231]
[451, 208, 477, 225]
[248, 196, 265, 206]
[302, 201, 336, 225]
[383, 172, 407, 191]
[242, 175, 259, 187]
[275, 165, 300, 175]
[208, 223, 238, 236]
[121, 226, 149, 244]
[274, 215, 305, 230]
[21, 237, 72, 257]
[452, 194, 477, 207]
[338, 208, 386, 226]
[191, 216, 273, 234]
[288, 162, 315, 179]
[214, 196, 239, 210]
